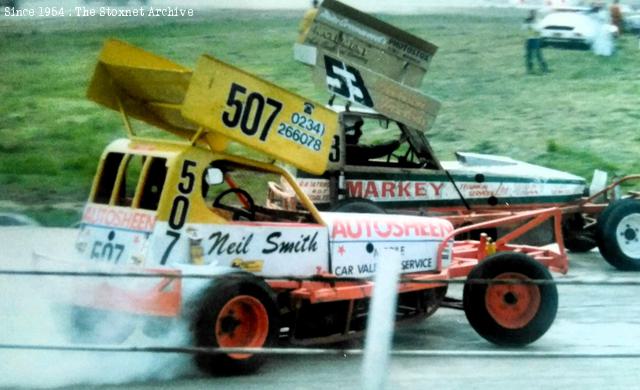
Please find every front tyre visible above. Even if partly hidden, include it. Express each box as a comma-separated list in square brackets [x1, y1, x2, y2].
[420, 286, 448, 319]
[330, 198, 386, 214]
[564, 235, 596, 252]
[562, 213, 596, 253]
[193, 274, 278, 375]
[463, 252, 558, 346]
[596, 199, 640, 270]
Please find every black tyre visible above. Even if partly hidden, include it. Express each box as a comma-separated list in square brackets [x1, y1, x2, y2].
[420, 285, 448, 319]
[397, 285, 447, 320]
[331, 198, 385, 214]
[463, 252, 558, 346]
[595, 199, 640, 270]
[564, 235, 597, 252]
[563, 214, 596, 252]
[192, 274, 279, 375]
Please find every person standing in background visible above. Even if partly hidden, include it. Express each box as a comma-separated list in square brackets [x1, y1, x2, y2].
[610, 0, 623, 35]
[523, 10, 549, 74]
[592, 2, 616, 55]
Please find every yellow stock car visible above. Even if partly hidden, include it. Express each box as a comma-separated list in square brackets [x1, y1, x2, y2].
[63, 40, 568, 375]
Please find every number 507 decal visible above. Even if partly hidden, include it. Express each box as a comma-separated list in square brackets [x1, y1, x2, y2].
[222, 83, 283, 142]
[181, 55, 338, 175]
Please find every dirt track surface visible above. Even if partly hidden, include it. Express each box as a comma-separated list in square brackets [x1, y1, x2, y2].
[1, 227, 640, 389]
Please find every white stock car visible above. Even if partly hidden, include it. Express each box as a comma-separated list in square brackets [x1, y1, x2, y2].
[537, 8, 616, 48]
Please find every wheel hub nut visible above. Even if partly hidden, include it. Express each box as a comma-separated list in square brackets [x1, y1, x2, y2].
[623, 224, 637, 242]
[504, 292, 518, 305]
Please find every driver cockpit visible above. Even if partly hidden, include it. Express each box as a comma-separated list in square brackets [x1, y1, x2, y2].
[202, 161, 314, 223]
[340, 113, 438, 169]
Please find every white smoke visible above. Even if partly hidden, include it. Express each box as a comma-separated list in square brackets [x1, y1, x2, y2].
[0, 228, 199, 388]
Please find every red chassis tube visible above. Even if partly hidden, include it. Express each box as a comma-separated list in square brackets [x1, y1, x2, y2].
[69, 208, 567, 316]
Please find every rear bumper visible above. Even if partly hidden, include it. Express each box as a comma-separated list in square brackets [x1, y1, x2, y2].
[32, 254, 183, 318]
[540, 35, 590, 47]
[71, 270, 182, 317]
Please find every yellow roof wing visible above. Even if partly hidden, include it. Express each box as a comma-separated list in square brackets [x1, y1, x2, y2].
[295, 0, 441, 132]
[312, 54, 441, 131]
[298, 0, 438, 87]
[87, 39, 196, 138]
[88, 39, 337, 174]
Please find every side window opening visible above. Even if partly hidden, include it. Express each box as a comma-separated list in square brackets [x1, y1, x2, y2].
[139, 158, 168, 211]
[343, 114, 407, 166]
[92, 152, 167, 211]
[94, 152, 124, 204]
[342, 114, 438, 169]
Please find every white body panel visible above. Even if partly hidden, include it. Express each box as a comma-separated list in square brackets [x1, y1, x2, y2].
[298, 152, 586, 205]
[147, 221, 328, 277]
[75, 204, 156, 266]
[322, 212, 453, 277]
[444, 152, 585, 183]
[76, 206, 453, 280]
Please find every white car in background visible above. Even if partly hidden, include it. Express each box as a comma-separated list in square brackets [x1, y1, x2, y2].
[621, 3, 640, 32]
[626, 14, 640, 32]
[536, 8, 616, 49]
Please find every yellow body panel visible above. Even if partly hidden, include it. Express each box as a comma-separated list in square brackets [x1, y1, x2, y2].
[182, 55, 338, 175]
[94, 138, 325, 226]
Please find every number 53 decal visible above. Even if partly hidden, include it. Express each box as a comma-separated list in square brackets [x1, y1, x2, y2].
[324, 56, 374, 108]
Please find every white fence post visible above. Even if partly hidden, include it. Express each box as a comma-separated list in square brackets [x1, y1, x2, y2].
[361, 248, 401, 390]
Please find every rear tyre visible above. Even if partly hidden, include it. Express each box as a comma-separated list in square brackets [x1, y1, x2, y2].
[595, 199, 640, 270]
[398, 286, 447, 320]
[420, 286, 448, 319]
[331, 198, 385, 214]
[463, 252, 558, 346]
[193, 274, 278, 375]
[564, 235, 597, 252]
[562, 214, 596, 252]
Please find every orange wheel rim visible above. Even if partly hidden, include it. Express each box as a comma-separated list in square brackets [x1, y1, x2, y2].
[485, 272, 541, 329]
[215, 295, 269, 360]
